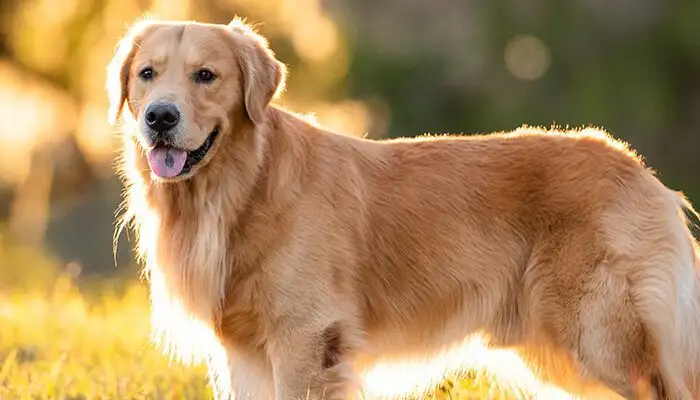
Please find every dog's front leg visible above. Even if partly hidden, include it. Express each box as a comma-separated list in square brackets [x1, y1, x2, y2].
[268, 322, 358, 400]
[224, 347, 275, 400]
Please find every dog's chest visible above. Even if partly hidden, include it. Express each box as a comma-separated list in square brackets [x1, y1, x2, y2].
[218, 293, 265, 348]
[215, 246, 271, 348]
[149, 210, 230, 325]
[145, 189, 279, 349]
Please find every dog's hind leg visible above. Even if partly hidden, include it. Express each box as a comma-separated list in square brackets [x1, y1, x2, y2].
[574, 260, 654, 399]
[520, 234, 684, 399]
[576, 253, 694, 400]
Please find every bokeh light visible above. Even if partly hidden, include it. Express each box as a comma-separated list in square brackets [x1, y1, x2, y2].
[505, 34, 551, 81]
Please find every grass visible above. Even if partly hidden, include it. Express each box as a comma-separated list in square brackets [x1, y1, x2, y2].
[0, 273, 549, 399]
[0, 275, 211, 399]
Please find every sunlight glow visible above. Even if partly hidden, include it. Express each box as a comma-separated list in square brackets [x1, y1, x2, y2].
[292, 15, 339, 62]
[147, 0, 191, 21]
[308, 100, 372, 138]
[362, 334, 576, 399]
[0, 63, 76, 185]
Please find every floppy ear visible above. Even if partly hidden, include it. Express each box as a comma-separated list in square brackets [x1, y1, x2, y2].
[227, 20, 287, 125]
[106, 21, 155, 125]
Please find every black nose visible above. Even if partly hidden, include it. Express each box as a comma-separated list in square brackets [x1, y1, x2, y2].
[144, 103, 180, 133]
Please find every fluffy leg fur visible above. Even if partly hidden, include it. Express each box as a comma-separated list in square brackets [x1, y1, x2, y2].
[598, 182, 700, 399]
[268, 324, 358, 400]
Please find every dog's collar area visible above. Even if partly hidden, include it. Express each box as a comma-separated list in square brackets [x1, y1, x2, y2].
[178, 128, 219, 175]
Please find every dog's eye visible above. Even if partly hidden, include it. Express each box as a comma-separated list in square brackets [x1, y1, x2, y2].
[139, 67, 155, 81]
[195, 69, 216, 84]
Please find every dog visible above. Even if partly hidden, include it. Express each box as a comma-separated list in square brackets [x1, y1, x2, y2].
[107, 17, 700, 400]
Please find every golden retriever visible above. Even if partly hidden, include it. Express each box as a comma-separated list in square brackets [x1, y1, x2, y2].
[107, 17, 700, 400]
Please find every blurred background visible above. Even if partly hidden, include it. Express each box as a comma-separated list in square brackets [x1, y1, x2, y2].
[0, 0, 699, 286]
[0, 0, 698, 397]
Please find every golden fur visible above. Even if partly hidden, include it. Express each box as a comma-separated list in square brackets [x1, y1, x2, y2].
[107, 17, 700, 400]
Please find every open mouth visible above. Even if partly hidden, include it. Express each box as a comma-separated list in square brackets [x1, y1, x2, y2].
[146, 129, 219, 179]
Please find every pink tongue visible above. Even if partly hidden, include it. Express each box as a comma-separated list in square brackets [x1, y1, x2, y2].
[146, 147, 188, 178]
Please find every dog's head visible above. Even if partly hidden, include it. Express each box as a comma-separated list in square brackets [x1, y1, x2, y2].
[107, 18, 286, 181]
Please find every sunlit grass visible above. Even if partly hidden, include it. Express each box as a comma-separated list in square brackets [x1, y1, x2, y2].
[0, 275, 211, 399]
[0, 273, 567, 399]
